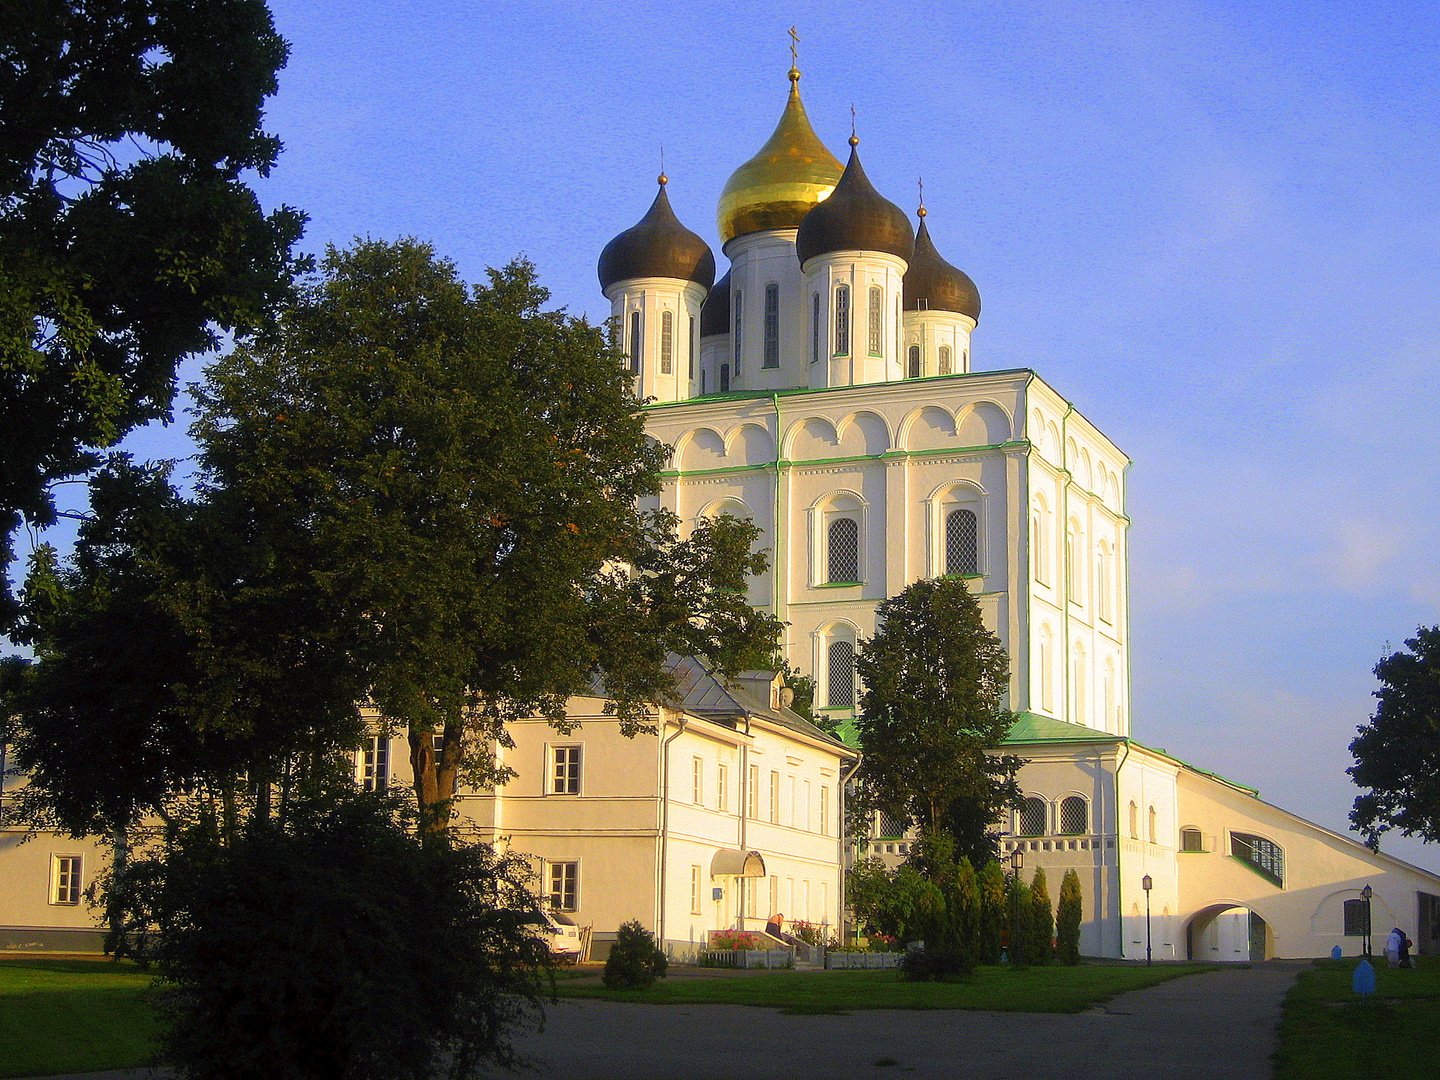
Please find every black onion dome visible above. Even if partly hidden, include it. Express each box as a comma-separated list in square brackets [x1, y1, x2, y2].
[699, 269, 731, 337]
[795, 142, 914, 267]
[598, 179, 716, 293]
[903, 217, 981, 321]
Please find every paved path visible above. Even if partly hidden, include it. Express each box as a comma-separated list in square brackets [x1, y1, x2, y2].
[19, 963, 1302, 1080]
[478, 962, 1303, 1080]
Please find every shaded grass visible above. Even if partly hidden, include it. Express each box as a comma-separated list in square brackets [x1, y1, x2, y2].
[556, 962, 1215, 1014]
[1275, 956, 1440, 1080]
[0, 957, 159, 1078]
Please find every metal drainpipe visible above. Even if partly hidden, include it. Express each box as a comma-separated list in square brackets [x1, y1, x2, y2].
[1115, 738, 1130, 960]
[657, 714, 688, 949]
[837, 750, 864, 942]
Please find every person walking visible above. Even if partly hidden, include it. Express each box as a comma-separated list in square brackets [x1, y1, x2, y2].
[1385, 926, 1403, 968]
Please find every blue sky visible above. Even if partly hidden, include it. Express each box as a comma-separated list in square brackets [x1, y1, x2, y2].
[23, 2, 1440, 871]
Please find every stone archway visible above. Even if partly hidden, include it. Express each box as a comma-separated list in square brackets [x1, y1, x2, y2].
[1185, 903, 1271, 962]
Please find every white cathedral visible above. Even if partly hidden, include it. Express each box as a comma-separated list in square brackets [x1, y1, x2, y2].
[4, 61, 1438, 964]
[594, 59, 1440, 962]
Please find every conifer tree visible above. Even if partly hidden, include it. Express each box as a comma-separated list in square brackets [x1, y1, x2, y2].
[977, 859, 1006, 964]
[1057, 868, 1084, 965]
[953, 856, 982, 973]
[1007, 878, 1037, 966]
[1030, 867, 1054, 965]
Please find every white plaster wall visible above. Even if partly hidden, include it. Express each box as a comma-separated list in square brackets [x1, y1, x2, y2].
[603, 276, 707, 405]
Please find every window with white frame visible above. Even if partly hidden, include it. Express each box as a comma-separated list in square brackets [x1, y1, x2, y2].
[547, 861, 578, 911]
[827, 639, 856, 708]
[550, 745, 581, 795]
[51, 854, 82, 905]
[628, 309, 641, 373]
[945, 507, 979, 575]
[768, 770, 780, 824]
[717, 763, 729, 812]
[733, 289, 743, 373]
[833, 285, 850, 355]
[748, 764, 759, 818]
[360, 735, 389, 792]
[1059, 795, 1088, 835]
[1017, 797, 1047, 836]
[660, 310, 674, 374]
[907, 344, 921, 378]
[867, 285, 883, 355]
[820, 785, 829, 835]
[938, 344, 952, 375]
[1180, 827, 1204, 852]
[811, 292, 820, 363]
[827, 517, 860, 583]
[763, 283, 780, 367]
[692, 756, 703, 805]
[1097, 541, 1114, 623]
[1032, 499, 1050, 585]
[691, 865, 702, 914]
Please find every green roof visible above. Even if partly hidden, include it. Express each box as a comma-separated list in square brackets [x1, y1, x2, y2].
[1003, 711, 1124, 745]
[1127, 739, 1260, 796]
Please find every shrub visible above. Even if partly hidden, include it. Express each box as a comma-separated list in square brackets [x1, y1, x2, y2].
[708, 930, 763, 950]
[1007, 878, 1039, 966]
[1030, 867, 1054, 965]
[1057, 868, 1083, 964]
[977, 860, 1006, 964]
[603, 920, 668, 989]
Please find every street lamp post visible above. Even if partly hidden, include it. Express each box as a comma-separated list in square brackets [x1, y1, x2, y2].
[1010, 848, 1025, 963]
[1361, 884, 1373, 958]
[1142, 874, 1154, 966]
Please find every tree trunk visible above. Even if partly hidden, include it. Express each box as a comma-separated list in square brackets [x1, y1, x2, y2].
[411, 723, 461, 839]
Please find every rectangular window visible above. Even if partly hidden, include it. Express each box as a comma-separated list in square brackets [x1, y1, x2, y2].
[733, 290, 742, 373]
[833, 286, 850, 355]
[811, 293, 820, 363]
[660, 310, 674, 374]
[748, 765, 759, 818]
[360, 735, 389, 792]
[692, 756, 703, 805]
[788, 775, 797, 827]
[763, 283, 780, 367]
[550, 745, 581, 795]
[867, 285, 883, 355]
[1343, 898, 1367, 936]
[820, 785, 830, 836]
[769, 770, 780, 824]
[804, 780, 813, 832]
[691, 865, 702, 915]
[689, 315, 696, 378]
[717, 763, 729, 812]
[547, 861, 578, 912]
[51, 854, 81, 906]
[628, 309, 642, 373]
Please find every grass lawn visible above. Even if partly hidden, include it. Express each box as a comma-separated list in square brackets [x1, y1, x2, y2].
[1275, 956, 1440, 1080]
[0, 957, 159, 1079]
[557, 962, 1216, 1014]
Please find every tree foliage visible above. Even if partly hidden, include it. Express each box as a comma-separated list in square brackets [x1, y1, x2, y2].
[853, 577, 1023, 862]
[1349, 626, 1440, 846]
[977, 859, 1006, 964]
[1006, 877, 1039, 967]
[0, 1, 306, 622]
[135, 792, 551, 1080]
[602, 920, 668, 990]
[1030, 867, 1053, 965]
[191, 240, 781, 833]
[1057, 868, 1083, 965]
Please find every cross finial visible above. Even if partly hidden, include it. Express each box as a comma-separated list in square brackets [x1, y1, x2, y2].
[917, 176, 926, 217]
[788, 25, 800, 82]
[658, 144, 666, 187]
[849, 103, 858, 146]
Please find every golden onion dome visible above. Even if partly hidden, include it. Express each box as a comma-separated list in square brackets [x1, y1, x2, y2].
[716, 68, 843, 245]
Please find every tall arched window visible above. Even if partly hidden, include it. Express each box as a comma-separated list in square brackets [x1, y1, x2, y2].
[945, 508, 979, 575]
[810, 293, 820, 363]
[938, 345, 952, 375]
[732, 289, 743, 373]
[660, 310, 673, 374]
[1097, 541, 1114, 622]
[688, 315, 696, 378]
[1039, 626, 1053, 712]
[1065, 521, 1078, 600]
[907, 345, 921, 378]
[827, 517, 860, 583]
[719, 363, 730, 392]
[1073, 641, 1088, 726]
[763, 283, 780, 368]
[834, 285, 850, 355]
[1032, 498, 1049, 585]
[1103, 659, 1116, 732]
[1148, 805, 1157, 843]
[867, 285, 883, 355]
[628, 310, 642, 373]
[827, 639, 856, 707]
[1128, 801, 1138, 839]
[1059, 796, 1088, 835]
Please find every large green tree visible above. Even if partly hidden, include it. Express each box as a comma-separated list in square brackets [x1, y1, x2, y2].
[1349, 625, 1440, 846]
[0, 0, 305, 624]
[853, 577, 1023, 866]
[192, 239, 781, 835]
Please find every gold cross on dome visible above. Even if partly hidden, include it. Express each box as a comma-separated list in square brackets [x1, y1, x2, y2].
[788, 25, 799, 67]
